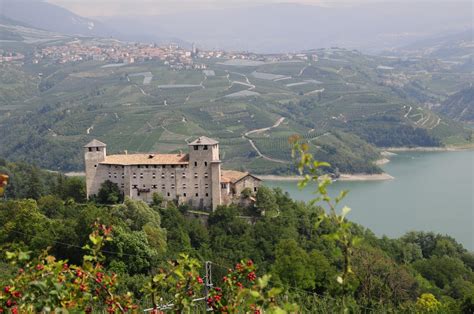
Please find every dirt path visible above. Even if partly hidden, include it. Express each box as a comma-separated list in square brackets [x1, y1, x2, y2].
[243, 117, 288, 164]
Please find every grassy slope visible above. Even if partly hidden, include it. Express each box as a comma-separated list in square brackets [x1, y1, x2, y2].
[0, 37, 472, 173]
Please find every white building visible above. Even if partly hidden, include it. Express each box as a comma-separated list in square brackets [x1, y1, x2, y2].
[84, 136, 261, 210]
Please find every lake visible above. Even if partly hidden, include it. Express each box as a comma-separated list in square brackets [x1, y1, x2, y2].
[265, 150, 474, 251]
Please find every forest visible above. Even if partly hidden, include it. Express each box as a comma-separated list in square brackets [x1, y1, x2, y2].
[0, 156, 473, 313]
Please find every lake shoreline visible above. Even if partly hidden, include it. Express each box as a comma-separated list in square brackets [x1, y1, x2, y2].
[258, 172, 394, 182]
[384, 145, 474, 152]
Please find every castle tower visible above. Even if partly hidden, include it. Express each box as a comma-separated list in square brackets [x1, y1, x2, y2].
[84, 139, 107, 199]
[188, 136, 221, 210]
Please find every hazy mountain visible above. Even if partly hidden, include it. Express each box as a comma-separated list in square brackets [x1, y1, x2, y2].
[98, 2, 472, 53]
[0, 0, 116, 37]
[437, 87, 474, 122]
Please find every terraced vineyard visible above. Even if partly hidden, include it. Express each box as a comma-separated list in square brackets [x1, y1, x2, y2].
[0, 33, 472, 174]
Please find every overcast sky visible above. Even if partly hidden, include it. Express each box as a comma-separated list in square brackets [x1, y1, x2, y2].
[47, 0, 455, 17]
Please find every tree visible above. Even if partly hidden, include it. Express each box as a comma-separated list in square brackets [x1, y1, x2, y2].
[97, 180, 122, 204]
[271, 239, 315, 290]
[255, 186, 278, 216]
[25, 167, 42, 200]
[37, 195, 65, 218]
[62, 177, 86, 203]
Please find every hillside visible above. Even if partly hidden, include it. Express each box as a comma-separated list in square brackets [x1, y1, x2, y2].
[0, 0, 115, 37]
[0, 34, 472, 173]
[436, 87, 474, 122]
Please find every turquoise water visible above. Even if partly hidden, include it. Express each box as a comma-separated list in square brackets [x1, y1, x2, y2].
[265, 151, 474, 250]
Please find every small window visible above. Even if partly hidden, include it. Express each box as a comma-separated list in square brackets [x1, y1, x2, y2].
[162, 184, 165, 189]
[183, 193, 187, 197]
[195, 184, 198, 189]
[203, 145, 208, 150]
[88, 147, 92, 152]
[153, 165, 157, 168]
[194, 173, 198, 178]
[171, 184, 175, 189]
[204, 161, 208, 167]
[138, 165, 141, 168]
[133, 173, 136, 179]
[195, 193, 198, 197]
[167, 192, 170, 196]
[171, 174, 175, 179]
[204, 173, 208, 178]
[145, 165, 149, 168]
[152, 185, 157, 189]
[194, 161, 197, 167]
[133, 184, 138, 189]
[221, 183, 226, 189]
[181, 165, 184, 168]
[194, 146, 198, 150]
[96, 147, 100, 151]
[183, 184, 187, 189]
[161, 173, 165, 178]
[143, 184, 146, 187]
[171, 165, 175, 168]
[205, 193, 209, 197]
[254, 187, 257, 192]
[94, 165, 97, 168]
[182, 173, 186, 178]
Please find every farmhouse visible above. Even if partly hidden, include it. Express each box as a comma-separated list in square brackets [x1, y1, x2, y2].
[84, 136, 261, 210]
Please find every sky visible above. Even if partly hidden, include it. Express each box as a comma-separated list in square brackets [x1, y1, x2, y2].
[47, 0, 454, 17]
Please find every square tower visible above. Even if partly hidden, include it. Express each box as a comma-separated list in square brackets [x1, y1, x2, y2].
[188, 136, 221, 210]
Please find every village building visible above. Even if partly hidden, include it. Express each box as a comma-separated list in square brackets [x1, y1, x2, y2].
[84, 136, 261, 210]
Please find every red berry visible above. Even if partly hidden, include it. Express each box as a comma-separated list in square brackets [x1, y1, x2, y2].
[12, 291, 21, 298]
[196, 276, 204, 284]
[3, 286, 11, 293]
[247, 260, 254, 267]
[36, 264, 44, 271]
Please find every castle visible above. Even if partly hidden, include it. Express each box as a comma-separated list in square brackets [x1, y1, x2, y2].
[84, 136, 261, 210]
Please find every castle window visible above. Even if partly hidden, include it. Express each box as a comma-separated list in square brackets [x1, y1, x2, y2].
[195, 193, 198, 197]
[254, 187, 257, 192]
[96, 147, 100, 151]
[167, 192, 170, 196]
[182, 173, 186, 178]
[143, 184, 146, 187]
[122, 174, 124, 179]
[145, 165, 149, 168]
[122, 166, 124, 169]
[195, 184, 198, 189]
[203, 145, 208, 150]
[152, 173, 156, 179]
[121, 183, 124, 188]
[194, 173, 198, 178]
[94, 165, 97, 168]
[204, 161, 208, 166]
[152, 185, 157, 189]
[183, 193, 187, 197]
[171, 174, 175, 179]
[221, 183, 227, 189]
[194, 162, 197, 167]
[114, 175, 117, 179]
[171, 184, 175, 189]
[204, 173, 208, 178]
[88, 147, 92, 152]
[181, 165, 185, 168]
[132, 184, 138, 189]
[206, 193, 209, 197]
[194, 146, 198, 150]
[205, 184, 209, 189]
[133, 173, 136, 179]
[171, 165, 175, 168]
[153, 165, 157, 168]
[183, 184, 186, 189]
[140, 173, 143, 178]
[161, 173, 165, 178]
[138, 165, 141, 169]
[162, 184, 165, 189]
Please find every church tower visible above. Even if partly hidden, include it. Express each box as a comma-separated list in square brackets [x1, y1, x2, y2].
[188, 136, 221, 210]
[84, 139, 107, 199]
